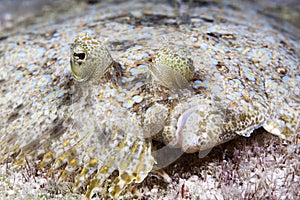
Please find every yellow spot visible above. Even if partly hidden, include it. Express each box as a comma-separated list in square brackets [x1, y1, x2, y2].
[109, 188, 117, 198]
[98, 93, 104, 98]
[39, 161, 44, 168]
[114, 177, 120, 184]
[267, 121, 279, 128]
[87, 158, 98, 167]
[83, 37, 91, 41]
[131, 139, 140, 153]
[56, 151, 72, 165]
[60, 170, 68, 178]
[117, 135, 128, 149]
[121, 173, 132, 183]
[281, 127, 290, 134]
[63, 140, 70, 147]
[86, 179, 100, 198]
[198, 121, 207, 127]
[44, 151, 53, 159]
[28, 150, 36, 157]
[90, 179, 99, 188]
[135, 176, 141, 182]
[80, 168, 88, 176]
[15, 158, 25, 166]
[69, 159, 78, 166]
[73, 132, 79, 138]
[280, 115, 293, 123]
[92, 41, 99, 45]
[99, 166, 108, 174]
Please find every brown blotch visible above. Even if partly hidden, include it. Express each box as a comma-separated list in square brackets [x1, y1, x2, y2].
[276, 67, 287, 75]
[216, 61, 229, 73]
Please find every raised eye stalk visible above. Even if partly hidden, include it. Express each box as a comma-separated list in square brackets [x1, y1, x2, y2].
[70, 33, 121, 84]
[149, 45, 195, 90]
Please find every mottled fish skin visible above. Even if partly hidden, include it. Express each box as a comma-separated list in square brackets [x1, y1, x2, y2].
[68, 33, 154, 198]
[148, 41, 299, 153]
[70, 32, 114, 83]
[0, 2, 299, 199]
[0, 33, 155, 199]
[149, 45, 194, 90]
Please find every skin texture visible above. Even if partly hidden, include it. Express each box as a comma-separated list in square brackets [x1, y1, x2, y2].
[70, 32, 116, 84]
[1, 32, 299, 199]
[68, 33, 299, 198]
[0, 1, 299, 199]
[149, 46, 194, 90]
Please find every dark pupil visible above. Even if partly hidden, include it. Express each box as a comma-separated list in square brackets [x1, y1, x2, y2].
[74, 53, 85, 60]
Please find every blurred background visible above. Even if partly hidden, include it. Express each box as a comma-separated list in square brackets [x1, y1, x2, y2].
[0, 0, 299, 31]
[0, 0, 56, 30]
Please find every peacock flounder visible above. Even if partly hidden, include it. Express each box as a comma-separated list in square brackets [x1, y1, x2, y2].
[0, 1, 299, 199]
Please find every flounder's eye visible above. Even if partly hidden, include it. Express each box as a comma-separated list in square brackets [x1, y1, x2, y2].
[73, 52, 86, 61]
